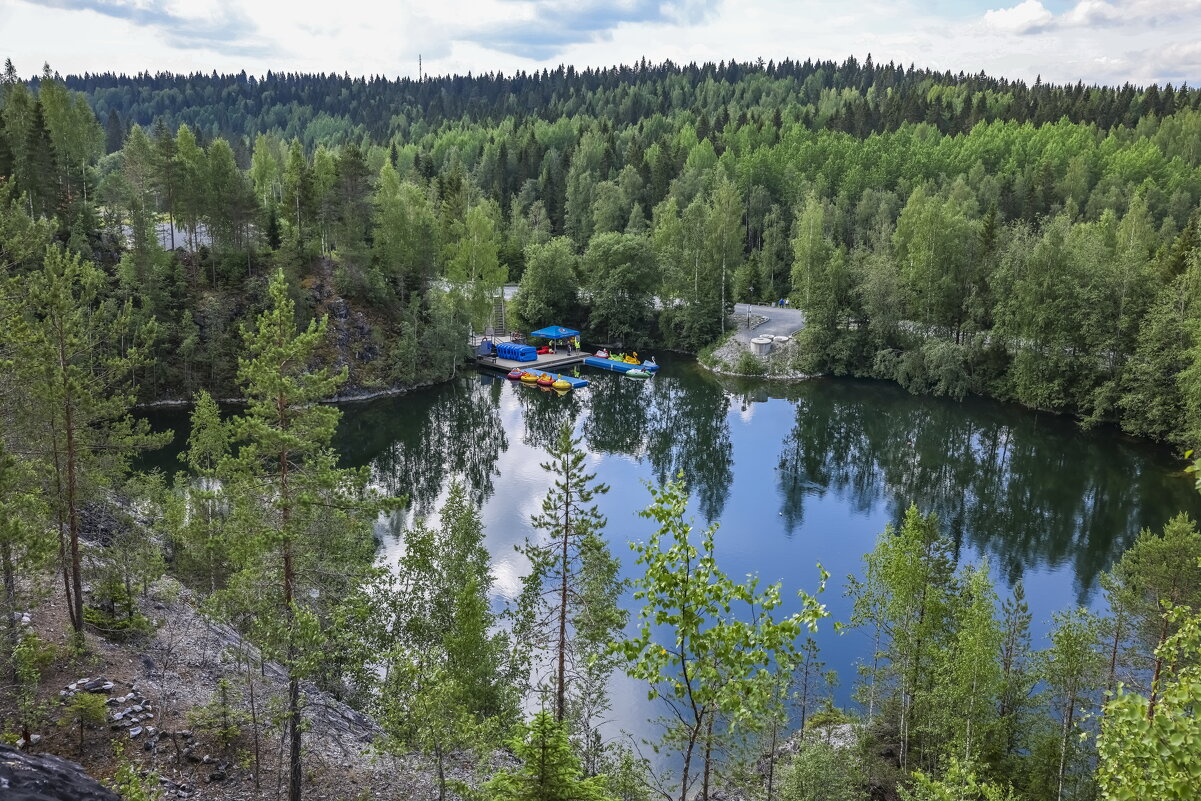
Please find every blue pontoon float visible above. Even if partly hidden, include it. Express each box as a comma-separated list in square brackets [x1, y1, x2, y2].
[584, 356, 660, 374]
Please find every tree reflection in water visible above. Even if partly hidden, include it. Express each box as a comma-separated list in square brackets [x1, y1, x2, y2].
[332, 374, 509, 517]
[140, 362, 1200, 608]
[772, 378, 1201, 600]
[512, 380, 584, 453]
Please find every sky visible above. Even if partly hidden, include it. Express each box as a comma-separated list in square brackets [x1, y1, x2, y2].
[1, 0, 1199, 87]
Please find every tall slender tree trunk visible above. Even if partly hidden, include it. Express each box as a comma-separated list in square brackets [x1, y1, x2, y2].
[1147, 614, 1170, 721]
[1107, 616, 1122, 695]
[278, 417, 302, 801]
[679, 723, 697, 801]
[701, 715, 714, 801]
[1057, 699, 1073, 801]
[766, 708, 779, 801]
[556, 518, 569, 721]
[2, 539, 23, 736]
[63, 384, 83, 637]
[555, 461, 572, 722]
[435, 742, 446, 801]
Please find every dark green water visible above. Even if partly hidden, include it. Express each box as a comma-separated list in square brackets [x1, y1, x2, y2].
[141, 360, 1201, 733]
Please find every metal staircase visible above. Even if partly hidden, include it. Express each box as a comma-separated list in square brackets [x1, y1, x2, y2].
[488, 293, 506, 337]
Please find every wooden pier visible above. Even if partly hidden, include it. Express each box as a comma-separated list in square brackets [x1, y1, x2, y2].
[471, 334, 590, 385]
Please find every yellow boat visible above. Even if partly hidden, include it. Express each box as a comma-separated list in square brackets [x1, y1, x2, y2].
[552, 375, 571, 391]
[519, 371, 538, 383]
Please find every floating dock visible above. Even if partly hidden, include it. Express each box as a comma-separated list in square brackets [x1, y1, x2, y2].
[477, 358, 590, 388]
[521, 371, 590, 389]
[583, 356, 660, 374]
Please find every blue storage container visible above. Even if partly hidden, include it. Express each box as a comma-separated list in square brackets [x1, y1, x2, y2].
[497, 343, 536, 362]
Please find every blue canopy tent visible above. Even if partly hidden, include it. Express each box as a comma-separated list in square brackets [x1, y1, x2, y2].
[528, 325, 580, 340]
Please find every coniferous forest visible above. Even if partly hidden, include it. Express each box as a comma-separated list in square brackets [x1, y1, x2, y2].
[2, 54, 1201, 801]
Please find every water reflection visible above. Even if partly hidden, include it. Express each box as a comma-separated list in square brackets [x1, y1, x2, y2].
[643, 373, 733, 522]
[512, 380, 583, 452]
[332, 375, 509, 516]
[771, 378, 1199, 601]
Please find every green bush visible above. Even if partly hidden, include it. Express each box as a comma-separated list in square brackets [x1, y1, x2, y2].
[735, 350, 767, 376]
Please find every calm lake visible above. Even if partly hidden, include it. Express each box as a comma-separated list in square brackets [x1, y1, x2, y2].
[143, 359, 1201, 741]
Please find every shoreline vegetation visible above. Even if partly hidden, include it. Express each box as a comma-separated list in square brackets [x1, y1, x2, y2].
[3, 53, 1201, 801]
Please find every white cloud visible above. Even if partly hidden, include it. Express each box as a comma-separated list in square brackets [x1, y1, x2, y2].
[2, 0, 1200, 87]
[984, 0, 1054, 34]
[1060, 0, 1122, 27]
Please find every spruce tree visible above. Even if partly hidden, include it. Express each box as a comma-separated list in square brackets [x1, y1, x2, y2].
[482, 711, 614, 801]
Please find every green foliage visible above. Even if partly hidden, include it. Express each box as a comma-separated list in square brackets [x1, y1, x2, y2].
[3, 245, 166, 638]
[1097, 604, 1201, 800]
[848, 506, 960, 773]
[59, 690, 108, 755]
[518, 425, 618, 721]
[169, 390, 232, 591]
[6, 631, 54, 740]
[583, 232, 655, 347]
[481, 711, 614, 801]
[777, 740, 861, 801]
[208, 269, 393, 801]
[901, 757, 1018, 801]
[618, 475, 828, 801]
[447, 201, 507, 331]
[734, 351, 766, 375]
[188, 678, 249, 754]
[377, 483, 516, 799]
[1034, 608, 1105, 801]
[108, 740, 163, 801]
[513, 237, 580, 332]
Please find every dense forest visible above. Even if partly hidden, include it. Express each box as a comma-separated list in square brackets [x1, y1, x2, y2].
[4, 57, 1201, 443]
[3, 54, 1201, 801]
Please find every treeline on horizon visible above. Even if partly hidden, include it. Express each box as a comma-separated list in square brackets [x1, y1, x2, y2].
[57, 56, 1201, 147]
[2, 56, 1201, 446]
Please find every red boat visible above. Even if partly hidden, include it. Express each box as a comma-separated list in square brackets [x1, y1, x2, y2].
[506, 368, 523, 380]
[536, 373, 555, 387]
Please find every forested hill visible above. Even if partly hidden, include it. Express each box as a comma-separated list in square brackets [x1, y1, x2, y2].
[63, 57, 1201, 149]
[3, 56, 1201, 446]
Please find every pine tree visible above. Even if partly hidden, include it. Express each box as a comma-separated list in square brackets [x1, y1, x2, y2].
[169, 390, 231, 591]
[5, 246, 164, 640]
[0, 428, 53, 713]
[518, 424, 620, 723]
[215, 269, 389, 801]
